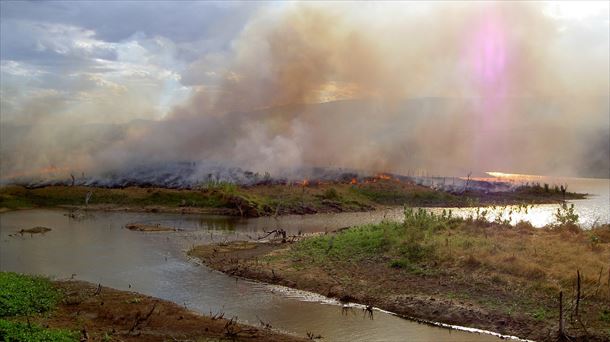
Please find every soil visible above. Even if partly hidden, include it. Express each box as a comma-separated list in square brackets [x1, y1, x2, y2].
[190, 241, 608, 342]
[23, 280, 306, 342]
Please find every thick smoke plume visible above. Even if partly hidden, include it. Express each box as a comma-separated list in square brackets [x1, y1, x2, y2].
[1, 2, 608, 184]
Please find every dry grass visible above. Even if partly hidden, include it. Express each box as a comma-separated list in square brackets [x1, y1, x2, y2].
[281, 213, 610, 340]
[436, 223, 610, 297]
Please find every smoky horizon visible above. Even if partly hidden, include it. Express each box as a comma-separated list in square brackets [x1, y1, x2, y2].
[1, 1, 609, 182]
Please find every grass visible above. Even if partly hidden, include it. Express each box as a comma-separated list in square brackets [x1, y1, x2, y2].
[350, 185, 463, 206]
[292, 208, 461, 264]
[0, 177, 588, 217]
[0, 273, 301, 342]
[0, 185, 227, 209]
[284, 207, 610, 338]
[0, 272, 78, 342]
[0, 319, 78, 342]
[515, 182, 584, 198]
[292, 206, 609, 285]
[0, 181, 421, 215]
[0, 272, 60, 317]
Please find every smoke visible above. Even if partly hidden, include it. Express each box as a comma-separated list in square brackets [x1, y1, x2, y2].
[1, 2, 608, 182]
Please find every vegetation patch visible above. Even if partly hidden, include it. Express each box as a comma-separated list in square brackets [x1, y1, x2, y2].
[0, 273, 302, 341]
[194, 207, 610, 341]
[0, 319, 77, 342]
[0, 178, 585, 217]
[0, 272, 60, 317]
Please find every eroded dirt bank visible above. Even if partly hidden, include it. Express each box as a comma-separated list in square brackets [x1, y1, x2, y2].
[36, 280, 306, 342]
[190, 230, 610, 342]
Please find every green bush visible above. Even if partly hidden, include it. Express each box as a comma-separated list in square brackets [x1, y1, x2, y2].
[389, 259, 408, 269]
[554, 203, 579, 226]
[0, 272, 60, 317]
[322, 188, 340, 201]
[293, 207, 458, 264]
[0, 319, 77, 342]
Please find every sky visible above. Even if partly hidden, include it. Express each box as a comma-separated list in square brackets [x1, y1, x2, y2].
[0, 1, 609, 179]
[0, 1, 263, 124]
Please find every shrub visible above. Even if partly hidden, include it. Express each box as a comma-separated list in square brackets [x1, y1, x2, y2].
[322, 188, 340, 201]
[554, 203, 579, 226]
[389, 259, 408, 269]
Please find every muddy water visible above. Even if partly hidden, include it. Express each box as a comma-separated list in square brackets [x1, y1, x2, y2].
[1, 210, 502, 342]
[0, 177, 605, 341]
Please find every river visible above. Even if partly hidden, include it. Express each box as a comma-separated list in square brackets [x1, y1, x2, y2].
[0, 176, 606, 341]
[2, 209, 505, 342]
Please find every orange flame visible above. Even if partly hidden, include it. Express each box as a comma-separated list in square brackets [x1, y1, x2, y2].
[2, 166, 71, 180]
[376, 173, 391, 180]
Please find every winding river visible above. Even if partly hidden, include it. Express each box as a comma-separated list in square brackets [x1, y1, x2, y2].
[0, 176, 607, 341]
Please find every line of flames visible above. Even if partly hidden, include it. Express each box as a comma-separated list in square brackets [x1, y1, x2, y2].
[298, 173, 399, 187]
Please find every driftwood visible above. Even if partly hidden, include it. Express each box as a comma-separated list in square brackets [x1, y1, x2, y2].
[129, 302, 157, 334]
[258, 229, 287, 242]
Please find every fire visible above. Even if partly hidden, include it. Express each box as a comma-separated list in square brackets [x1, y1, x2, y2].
[376, 173, 392, 180]
[2, 166, 71, 180]
[301, 179, 310, 186]
[350, 178, 357, 185]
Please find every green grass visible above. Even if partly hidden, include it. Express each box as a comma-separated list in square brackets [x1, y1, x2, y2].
[0, 186, 231, 210]
[292, 207, 459, 265]
[0, 272, 77, 341]
[349, 186, 462, 206]
[531, 307, 550, 321]
[0, 272, 60, 317]
[0, 319, 77, 342]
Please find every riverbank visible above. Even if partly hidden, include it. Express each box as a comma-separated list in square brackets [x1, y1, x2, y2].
[190, 212, 610, 341]
[0, 178, 585, 217]
[0, 272, 305, 342]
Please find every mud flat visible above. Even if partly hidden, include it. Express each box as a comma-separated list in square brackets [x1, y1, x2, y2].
[124, 223, 181, 232]
[18, 226, 52, 234]
[190, 218, 610, 342]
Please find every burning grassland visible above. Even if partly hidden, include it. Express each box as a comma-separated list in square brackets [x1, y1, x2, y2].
[0, 174, 585, 217]
[0, 173, 583, 217]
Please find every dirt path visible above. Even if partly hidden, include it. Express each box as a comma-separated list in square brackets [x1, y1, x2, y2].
[28, 280, 306, 342]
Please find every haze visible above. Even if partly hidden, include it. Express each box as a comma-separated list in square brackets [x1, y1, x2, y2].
[1, 1, 608, 181]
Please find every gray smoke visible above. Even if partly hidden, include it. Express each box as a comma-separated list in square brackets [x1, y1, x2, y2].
[1, 2, 608, 184]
